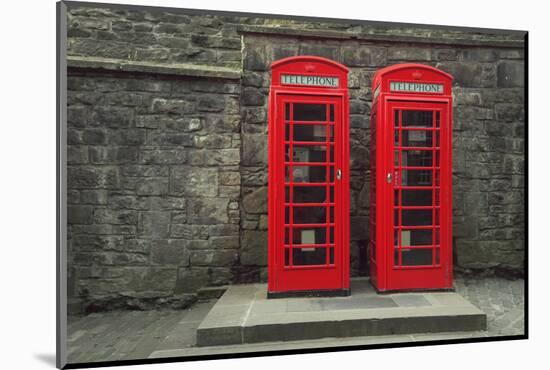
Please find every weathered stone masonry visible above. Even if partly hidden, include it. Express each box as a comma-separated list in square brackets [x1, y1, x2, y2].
[65, 3, 525, 312]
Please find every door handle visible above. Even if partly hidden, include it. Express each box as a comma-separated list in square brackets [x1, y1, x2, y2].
[387, 172, 392, 183]
[336, 169, 342, 180]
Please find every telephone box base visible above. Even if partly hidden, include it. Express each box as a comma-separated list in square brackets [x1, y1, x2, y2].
[268, 289, 350, 299]
[196, 278, 486, 347]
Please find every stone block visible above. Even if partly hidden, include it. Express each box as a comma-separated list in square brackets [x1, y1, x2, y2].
[171, 224, 209, 239]
[108, 129, 147, 146]
[140, 149, 187, 164]
[219, 172, 240, 186]
[204, 115, 240, 133]
[72, 234, 125, 252]
[170, 167, 218, 197]
[151, 239, 188, 266]
[91, 106, 134, 128]
[67, 167, 120, 189]
[242, 187, 267, 214]
[242, 87, 265, 106]
[497, 62, 524, 87]
[459, 49, 498, 62]
[242, 107, 267, 125]
[300, 43, 339, 60]
[197, 95, 226, 112]
[190, 250, 237, 266]
[187, 198, 229, 224]
[437, 62, 482, 87]
[243, 44, 268, 71]
[80, 190, 108, 205]
[175, 268, 209, 293]
[151, 98, 195, 114]
[495, 103, 524, 122]
[342, 46, 387, 67]
[242, 134, 267, 166]
[138, 211, 171, 238]
[209, 236, 240, 249]
[94, 209, 137, 225]
[172, 211, 187, 224]
[81, 128, 106, 145]
[136, 177, 169, 196]
[89, 146, 138, 164]
[124, 239, 151, 254]
[146, 132, 194, 147]
[124, 267, 178, 292]
[209, 224, 239, 237]
[194, 134, 232, 149]
[68, 205, 94, 224]
[67, 146, 89, 164]
[240, 230, 267, 266]
[388, 47, 431, 61]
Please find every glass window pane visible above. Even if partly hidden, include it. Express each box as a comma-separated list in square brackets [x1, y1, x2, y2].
[402, 189, 432, 206]
[292, 247, 326, 265]
[290, 166, 328, 183]
[402, 210, 433, 226]
[287, 186, 328, 203]
[329, 247, 334, 264]
[290, 227, 327, 245]
[401, 248, 433, 266]
[330, 104, 335, 122]
[287, 145, 329, 163]
[402, 110, 433, 128]
[290, 124, 333, 142]
[402, 150, 433, 167]
[400, 229, 433, 246]
[402, 130, 433, 147]
[401, 169, 432, 186]
[293, 207, 326, 224]
[293, 103, 327, 121]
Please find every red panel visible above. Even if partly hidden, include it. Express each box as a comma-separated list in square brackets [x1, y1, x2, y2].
[268, 56, 349, 294]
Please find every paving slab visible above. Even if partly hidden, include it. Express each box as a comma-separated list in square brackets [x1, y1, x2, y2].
[196, 278, 486, 347]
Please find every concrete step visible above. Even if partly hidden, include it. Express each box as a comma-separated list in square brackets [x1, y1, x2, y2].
[196, 278, 486, 346]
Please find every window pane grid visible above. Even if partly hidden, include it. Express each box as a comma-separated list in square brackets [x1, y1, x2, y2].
[393, 108, 441, 268]
[284, 101, 336, 268]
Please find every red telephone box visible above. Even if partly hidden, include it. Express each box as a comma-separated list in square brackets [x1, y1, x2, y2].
[369, 64, 453, 292]
[268, 56, 350, 297]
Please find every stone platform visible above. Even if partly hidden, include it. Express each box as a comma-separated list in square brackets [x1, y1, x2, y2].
[196, 278, 486, 346]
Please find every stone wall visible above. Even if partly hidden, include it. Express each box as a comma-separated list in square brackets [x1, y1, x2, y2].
[67, 69, 242, 311]
[238, 34, 525, 278]
[65, 3, 525, 311]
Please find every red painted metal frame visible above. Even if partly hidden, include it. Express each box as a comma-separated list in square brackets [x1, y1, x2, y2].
[370, 64, 453, 292]
[268, 56, 349, 294]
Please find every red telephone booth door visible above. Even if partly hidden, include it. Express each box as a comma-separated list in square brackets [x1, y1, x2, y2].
[268, 56, 350, 297]
[271, 94, 346, 294]
[386, 100, 452, 290]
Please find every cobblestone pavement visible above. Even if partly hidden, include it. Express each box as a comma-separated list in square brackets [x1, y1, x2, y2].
[454, 277, 525, 337]
[66, 277, 525, 364]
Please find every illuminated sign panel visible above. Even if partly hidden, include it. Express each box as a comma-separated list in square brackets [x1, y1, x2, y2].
[390, 81, 444, 94]
[281, 74, 339, 88]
